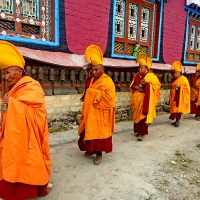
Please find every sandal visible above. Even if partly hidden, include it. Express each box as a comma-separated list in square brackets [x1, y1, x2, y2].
[137, 136, 143, 141]
[94, 155, 102, 165]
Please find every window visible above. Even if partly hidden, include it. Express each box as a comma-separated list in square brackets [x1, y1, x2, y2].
[0, 0, 59, 46]
[112, 0, 163, 60]
[186, 19, 200, 63]
[184, 3, 200, 64]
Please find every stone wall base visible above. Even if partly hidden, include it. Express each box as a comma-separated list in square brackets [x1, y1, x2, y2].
[46, 89, 170, 133]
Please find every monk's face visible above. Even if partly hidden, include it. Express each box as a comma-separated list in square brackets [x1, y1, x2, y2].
[174, 71, 181, 79]
[195, 71, 200, 77]
[138, 65, 148, 75]
[91, 64, 104, 80]
[3, 66, 23, 87]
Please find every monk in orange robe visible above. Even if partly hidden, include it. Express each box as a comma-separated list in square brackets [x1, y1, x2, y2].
[190, 63, 200, 120]
[78, 45, 115, 165]
[169, 61, 190, 127]
[0, 41, 51, 200]
[130, 53, 161, 141]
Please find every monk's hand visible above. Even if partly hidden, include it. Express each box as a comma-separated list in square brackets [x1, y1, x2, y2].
[175, 84, 179, 88]
[134, 86, 141, 91]
[2, 94, 9, 104]
[140, 79, 146, 85]
[134, 86, 143, 92]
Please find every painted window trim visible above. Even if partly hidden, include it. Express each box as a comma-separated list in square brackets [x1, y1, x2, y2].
[183, 6, 200, 65]
[111, 0, 164, 61]
[0, 0, 60, 47]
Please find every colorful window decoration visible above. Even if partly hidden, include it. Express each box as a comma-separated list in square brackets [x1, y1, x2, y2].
[0, 0, 59, 46]
[21, 0, 39, 19]
[112, 0, 163, 60]
[184, 3, 200, 64]
[185, 19, 200, 63]
[0, 0, 13, 14]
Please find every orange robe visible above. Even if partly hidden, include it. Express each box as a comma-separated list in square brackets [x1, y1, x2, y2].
[190, 76, 200, 115]
[78, 73, 115, 140]
[130, 72, 161, 124]
[170, 75, 190, 115]
[143, 72, 161, 124]
[0, 76, 51, 186]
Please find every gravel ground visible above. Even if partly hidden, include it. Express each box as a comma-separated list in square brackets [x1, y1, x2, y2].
[41, 113, 200, 200]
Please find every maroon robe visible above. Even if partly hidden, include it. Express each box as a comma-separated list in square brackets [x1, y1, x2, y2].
[0, 180, 48, 200]
[132, 73, 150, 136]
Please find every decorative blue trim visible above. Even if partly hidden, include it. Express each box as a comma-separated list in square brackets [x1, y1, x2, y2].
[183, 11, 190, 64]
[183, 10, 199, 65]
[0, 0, 60, 47]
[110, 52, 159, 61]
[37, 0, 40, 19]
[112, 54, 137, 59]
[136, 4, 139, 40]
[123, 0, 126, 37]
[111, 0, 164, 61]
[54, 0, 60, 46]
[154, 0, 164, 61]
[184, 61, 198, 65]
[147, 7, 150, 42]
[12, 0, 14, 14]
[184, 5, 200, 17]
[111, 0, 117, 57]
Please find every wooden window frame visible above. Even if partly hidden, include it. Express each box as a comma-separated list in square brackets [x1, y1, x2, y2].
[0, 0, 58, 46]
[114, 0, 159, 57]
[186, 18, 200, 62]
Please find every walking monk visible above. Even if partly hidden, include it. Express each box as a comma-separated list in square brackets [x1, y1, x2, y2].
[169, 61, 190, 127]
[130, 53, 161, 141]
[78, 45, 115, 165]
[0, 41, 51, 199]
[190, 63, 200, 120]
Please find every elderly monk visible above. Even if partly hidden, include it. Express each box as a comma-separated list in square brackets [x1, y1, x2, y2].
[130, 53, 161, 141]
[0, 41, 51, 200]
[190, 63, 200, 120]
[78, 45, 115, 165]
[169, 61, 190, 127]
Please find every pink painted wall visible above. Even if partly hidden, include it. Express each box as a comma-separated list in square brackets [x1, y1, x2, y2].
[65, 0, 111, 55]
[163, 0, 187, 64]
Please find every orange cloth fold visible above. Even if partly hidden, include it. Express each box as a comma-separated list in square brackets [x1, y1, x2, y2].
[144, 72, 161, 124]
[0, 76, 51, 185]
[191, 77, 200, 106]
[130, 73, 146, 123]
[170, 75, 190, 114]
[130, 72, 161, 124]
[78, 74, 115, 140]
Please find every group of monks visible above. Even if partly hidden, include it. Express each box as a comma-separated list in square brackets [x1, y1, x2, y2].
[130, 56, 198, 141]
[0, 41, 199, 200]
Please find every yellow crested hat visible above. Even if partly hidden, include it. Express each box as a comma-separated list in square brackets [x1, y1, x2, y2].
[0, 40, 25, 69]
[136, 53, 152, 69]
[196, 63, 200, 71]
[84, 45, 103, 66]
[147, 57, 152, 69]
[90, 54, 103, 66]
[171, 61, 182, 72]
